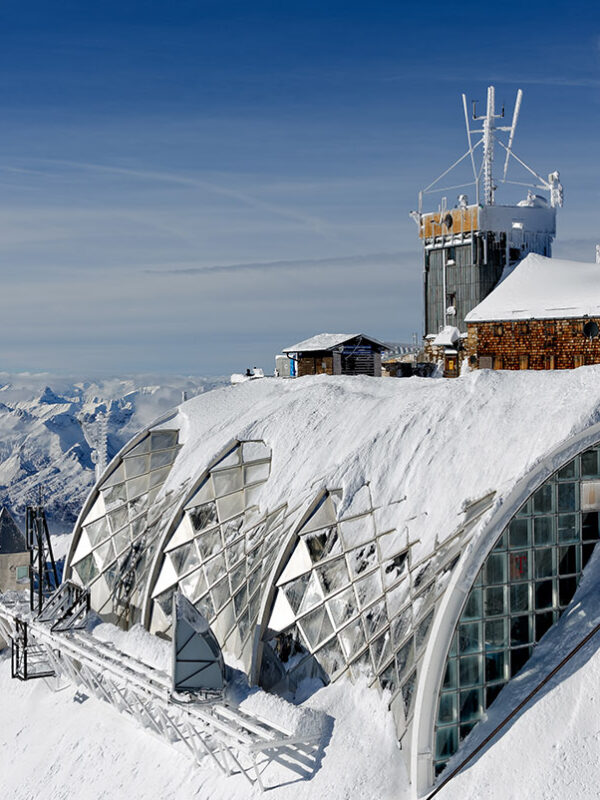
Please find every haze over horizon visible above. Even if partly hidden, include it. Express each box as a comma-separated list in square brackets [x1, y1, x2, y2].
[1, 0, 598, 375]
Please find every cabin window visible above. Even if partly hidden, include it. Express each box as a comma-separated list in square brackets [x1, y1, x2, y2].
[583, 321, 599, 340]
[494, 324, 504, 337]
[479, 356, 493, 370]
[16, 566, 28, 584]
[519, 355, 529, 370]
[545, 354, 555, 370]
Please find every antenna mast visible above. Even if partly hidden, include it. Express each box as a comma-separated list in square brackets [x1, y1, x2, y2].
[472, 86, 505, 206]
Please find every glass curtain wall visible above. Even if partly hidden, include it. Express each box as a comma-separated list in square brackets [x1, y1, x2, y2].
[434, 446, 600, 776]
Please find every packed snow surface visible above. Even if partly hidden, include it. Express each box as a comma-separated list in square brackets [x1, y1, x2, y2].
[160, 366, 600, 568]
[3, 540, 600, 799]
[465, 253, 600, 322]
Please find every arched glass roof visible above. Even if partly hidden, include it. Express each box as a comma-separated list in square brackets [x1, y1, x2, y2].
[64, 371, 600, 789]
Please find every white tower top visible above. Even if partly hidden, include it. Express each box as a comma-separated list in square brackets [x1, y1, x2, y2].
[414, 85, 564, 214]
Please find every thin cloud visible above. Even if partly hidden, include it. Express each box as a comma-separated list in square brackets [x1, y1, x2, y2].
[143, 251, 414, 276]
[32, 158, 340, 240]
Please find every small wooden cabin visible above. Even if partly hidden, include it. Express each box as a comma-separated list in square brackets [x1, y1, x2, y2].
[283, 333, 386, 378]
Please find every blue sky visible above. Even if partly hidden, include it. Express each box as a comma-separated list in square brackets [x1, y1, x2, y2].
[0, 1, 598, 374]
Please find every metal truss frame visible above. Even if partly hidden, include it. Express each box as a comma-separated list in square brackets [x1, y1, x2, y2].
[0, 597, 322, 792]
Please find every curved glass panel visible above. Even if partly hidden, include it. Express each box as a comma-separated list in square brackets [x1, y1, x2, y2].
[433, 446, 600, 776]
[264, 487, 463, 731]
[68, 429, 181, 625]
[149, 440, 297, 671]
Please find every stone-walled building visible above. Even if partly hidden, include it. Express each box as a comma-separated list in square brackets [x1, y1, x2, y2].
[466, 254, 600, 371]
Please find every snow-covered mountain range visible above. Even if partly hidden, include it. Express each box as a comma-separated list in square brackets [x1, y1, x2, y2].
[0, 373, 227, 537]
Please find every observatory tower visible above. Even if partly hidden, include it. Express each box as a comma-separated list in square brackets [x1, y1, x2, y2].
[413, 86, 563, 344]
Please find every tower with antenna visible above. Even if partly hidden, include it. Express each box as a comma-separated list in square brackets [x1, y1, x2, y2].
[412, 85, 563, 347]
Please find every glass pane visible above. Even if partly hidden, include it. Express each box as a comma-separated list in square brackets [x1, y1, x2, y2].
[216, 492, 245, 521]
[582, 512, 599, 541]
[557, 483, 578, 512]
[438, 692, 457, 724]
[510, 646, 531, 676]
[581, 450, 599, 478]
[244, 462, 270, 485]
[338, 618, 366, 661]
[458, 622, 481, 654]
[534, 548, 554, 579]
[436, 726, 458, 760]
[510, 583, 529, 613]
[150, 430, 178, 451]
[459, 655, 481, 687]
[327, 585, 357, 627]
[416, 609, 434, 650]
[459, 688, 482, 721]
[317, 635, 346, 678]
[509, 551, 530, 581]
[508, 518, 529, 548]
[535, 611, 554, 642]
[510, 615, 531, 646]
[558, 514, 578, 543]
[316, 559, 350, 595]
[124, 454, 149, 479]
[485, 651, 505, 682]
[150, 448, 176, 470]
[443, 659, 457, 690]
[462, 587, 482, 620]
[535, 580, 554, 609]
[559, 576, 577, 606]
[485, 553, 506, 585]
[558, 545, 578, 575]
[188, 503, 218, 533]
[212, 468, 243, 498]
[484, 586, 505, 616]
[395, 638, 415, 681]
[486, 682, 505, 707]
[557, 460, 576, 480]
[533, 484, 554, 514]
[534, 516, 554, 546]
[485, 618, 506, 649]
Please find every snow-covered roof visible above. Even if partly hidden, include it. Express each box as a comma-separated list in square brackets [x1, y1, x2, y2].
[65, 368, 600, 785]
[465, 253, 600, 322]
[431, 326, 460, 346]
[282, 333, 386, 353]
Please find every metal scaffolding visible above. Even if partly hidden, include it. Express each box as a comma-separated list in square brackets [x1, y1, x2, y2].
[0, 596, 322, 792]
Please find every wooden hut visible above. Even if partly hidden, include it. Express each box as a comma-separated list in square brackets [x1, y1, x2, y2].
[282, 333, 386, 378]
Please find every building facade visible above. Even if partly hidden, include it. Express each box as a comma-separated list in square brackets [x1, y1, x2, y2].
[465, 253, 600, 372]
[414, 86, 562, 374]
